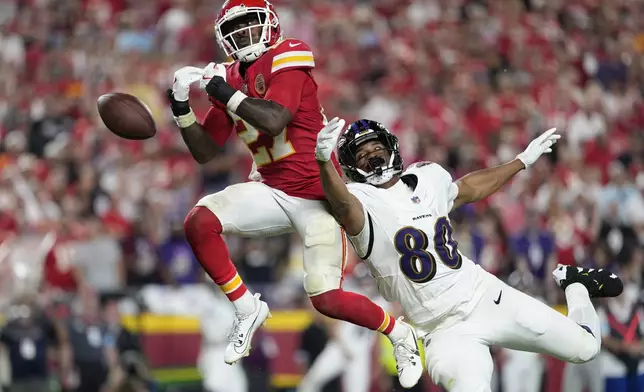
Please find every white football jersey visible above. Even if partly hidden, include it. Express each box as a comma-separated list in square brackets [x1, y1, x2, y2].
[347, 162, 486, 331]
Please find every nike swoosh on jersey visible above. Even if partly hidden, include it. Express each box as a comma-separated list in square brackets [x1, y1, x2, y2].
[289, 42, 302, 47]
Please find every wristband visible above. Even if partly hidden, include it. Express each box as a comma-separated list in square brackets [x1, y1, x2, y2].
[226, 91, 247, 113]
[174, 109, 197, 128]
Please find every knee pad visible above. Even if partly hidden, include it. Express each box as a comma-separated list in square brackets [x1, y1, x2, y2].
[304, 273, 337, 297]
[569, 335, 600, 364]
[302, 215, 344, 296]
[184, 206, 223, 245]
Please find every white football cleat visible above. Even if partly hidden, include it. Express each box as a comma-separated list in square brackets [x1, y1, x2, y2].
[224, 293, 271, 365]
[392, 318, 423, 388]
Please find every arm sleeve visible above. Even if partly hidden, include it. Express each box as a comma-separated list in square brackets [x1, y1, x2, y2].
[264, 70, 309, 116]
[202, 104, 235, 147]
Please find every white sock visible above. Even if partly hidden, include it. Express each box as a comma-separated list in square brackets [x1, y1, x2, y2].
[388, 319, 410, 343]
[565, 283, 601, 346]
[233, 291, 256, 315]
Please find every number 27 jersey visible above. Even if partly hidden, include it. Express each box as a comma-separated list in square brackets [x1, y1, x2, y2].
[347, 162, 485, 330]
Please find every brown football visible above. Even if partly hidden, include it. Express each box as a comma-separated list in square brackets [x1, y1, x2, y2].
[97, 93, 157, 140]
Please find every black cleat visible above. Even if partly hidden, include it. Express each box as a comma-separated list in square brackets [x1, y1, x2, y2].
[552, 264, 623, 298]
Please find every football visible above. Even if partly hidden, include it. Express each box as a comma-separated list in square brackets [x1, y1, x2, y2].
[97, 93, 157, 140]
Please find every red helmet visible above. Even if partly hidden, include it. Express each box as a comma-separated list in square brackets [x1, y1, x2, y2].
[215, 0, 282, 63]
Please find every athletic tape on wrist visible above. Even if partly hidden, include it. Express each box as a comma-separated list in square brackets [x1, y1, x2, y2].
[226, 91, 247, 113]
[174, 110, 197, 128]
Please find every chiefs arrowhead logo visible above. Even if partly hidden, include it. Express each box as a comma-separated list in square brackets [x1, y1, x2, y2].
[255, 74, 266, 96]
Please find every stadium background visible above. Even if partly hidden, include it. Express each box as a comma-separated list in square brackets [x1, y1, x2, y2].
[0, 0, 643, 391]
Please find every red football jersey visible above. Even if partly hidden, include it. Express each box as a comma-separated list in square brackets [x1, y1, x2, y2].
[202, 38, 337, 200]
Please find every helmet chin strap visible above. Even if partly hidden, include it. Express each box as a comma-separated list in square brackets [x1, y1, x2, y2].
[356, 154, 399, 186]
[236, 44, 265, 62]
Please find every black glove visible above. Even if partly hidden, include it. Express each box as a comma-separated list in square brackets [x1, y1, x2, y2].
[166, 89, 191, 117]
[204, 76, 237, 105]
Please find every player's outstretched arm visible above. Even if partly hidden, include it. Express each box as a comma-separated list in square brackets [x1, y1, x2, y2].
[453, 159, 525, 208]
[167, 66, 225, 164]
[453, 128, 560, 208]
[315, 118, 366, 235]
[203, 63, 290, 137]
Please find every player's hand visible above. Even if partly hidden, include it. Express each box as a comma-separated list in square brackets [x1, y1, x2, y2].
[167, 66, 202, 122]
[516, 128, 561, 168]
[202, 63, 239, 107]
[315, 117, 346, 162]
[200, 62, 227, 91]
[172, 66, 204, 102]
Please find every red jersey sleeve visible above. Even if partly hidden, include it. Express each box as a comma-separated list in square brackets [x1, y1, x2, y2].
[264, 70, 309, 115]
[202, 104, 234, 147]
[264, 39, 316, 115]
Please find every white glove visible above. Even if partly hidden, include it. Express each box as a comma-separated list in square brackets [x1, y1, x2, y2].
[172, 66, 204, 102]
[516, 128, 561, 168]
[315, 117, 346, 162]
[200, 62, 227, 91]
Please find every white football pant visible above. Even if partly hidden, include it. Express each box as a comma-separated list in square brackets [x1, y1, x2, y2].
[196, 182, 347, 296]
[422, 268, 601, 392]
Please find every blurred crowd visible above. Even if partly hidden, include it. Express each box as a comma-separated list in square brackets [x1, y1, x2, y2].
[1, 0, 644, 391]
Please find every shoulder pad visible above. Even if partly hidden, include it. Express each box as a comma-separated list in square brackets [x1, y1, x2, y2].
[269, 39, 315, 74]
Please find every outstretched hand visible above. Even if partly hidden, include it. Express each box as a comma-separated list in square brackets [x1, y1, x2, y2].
[315, 117, 346, 162]
[516, 128, 561, 168]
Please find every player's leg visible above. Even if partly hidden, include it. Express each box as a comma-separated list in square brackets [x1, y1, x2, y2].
[274, 192, 423, 388]
[483, 265, 622, 364]
[184, 182, 293, 364]
[481, 281, 601, 363]
[424, 330, 494, 392]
